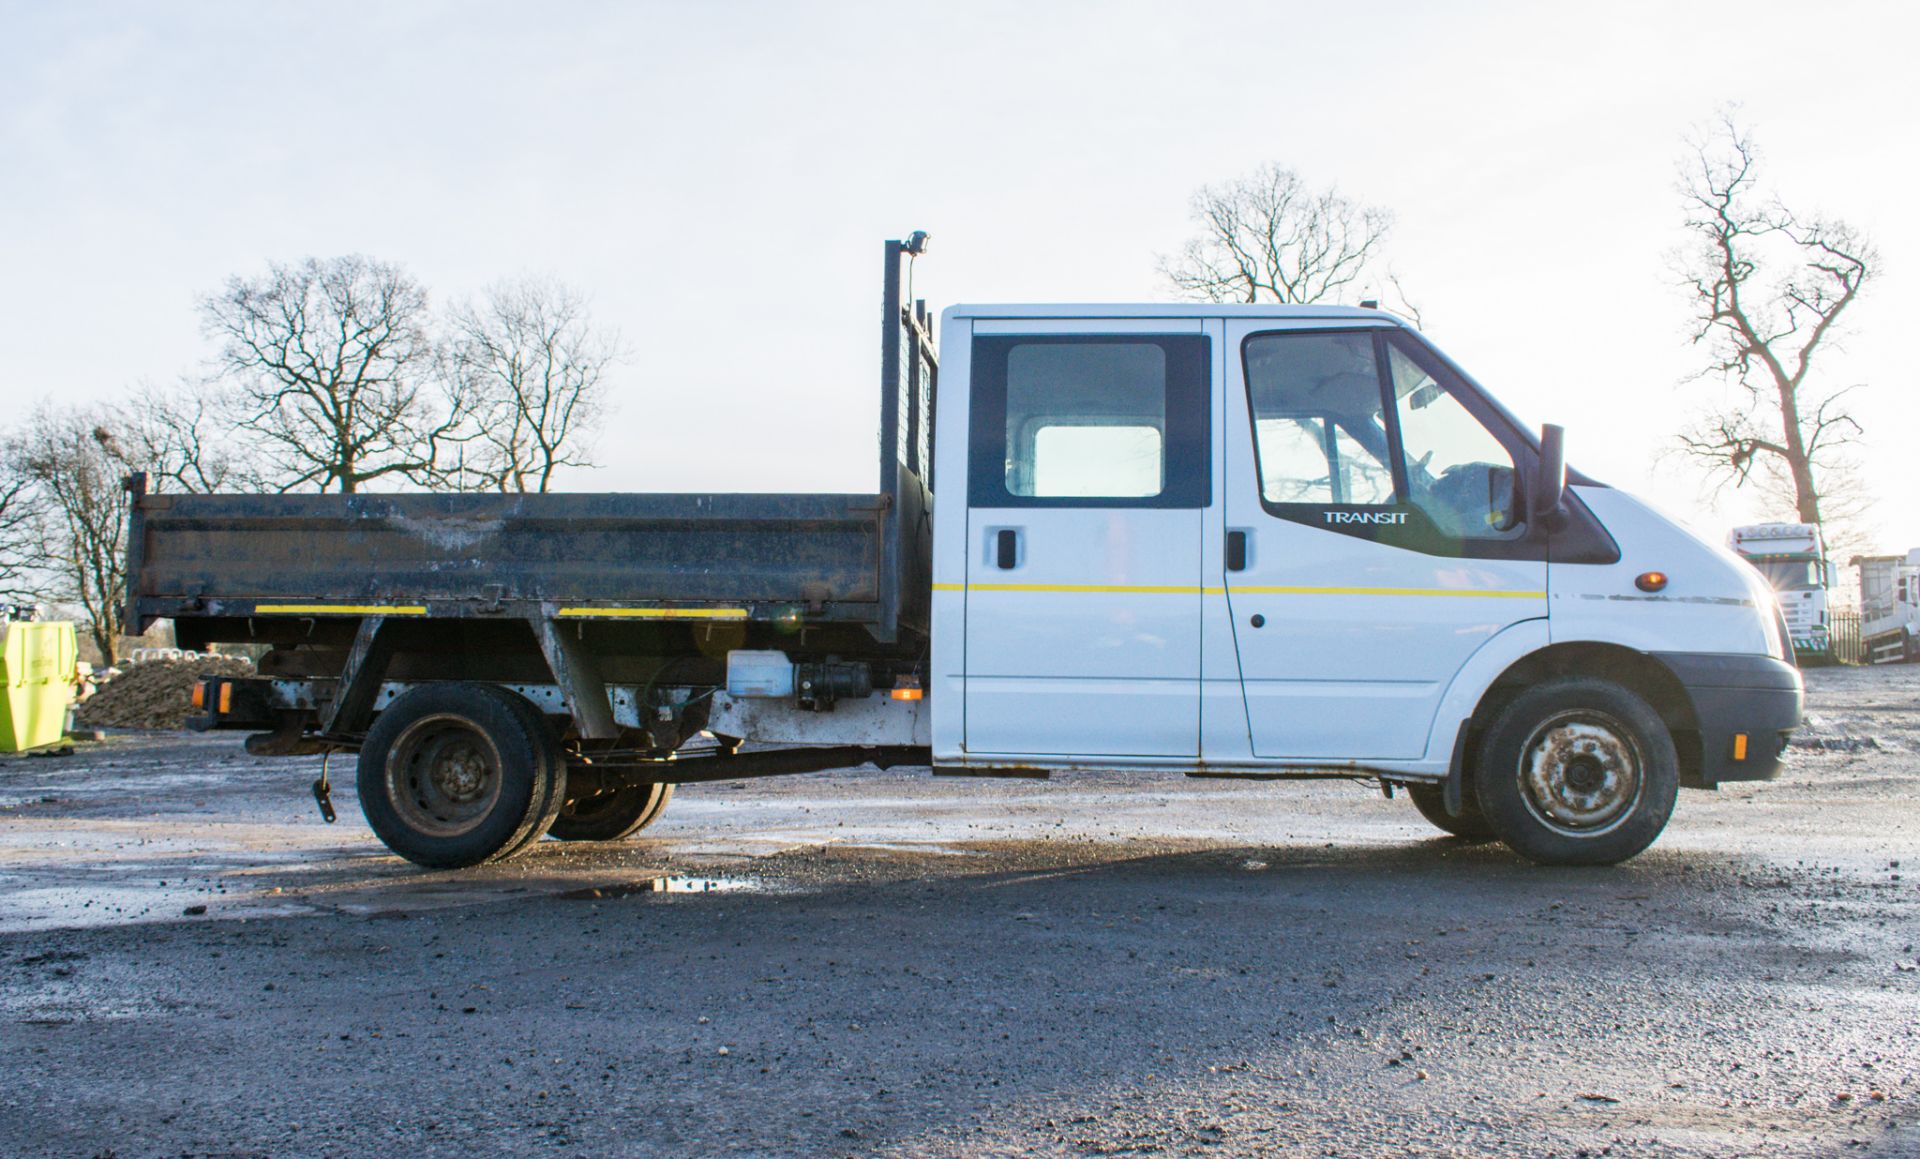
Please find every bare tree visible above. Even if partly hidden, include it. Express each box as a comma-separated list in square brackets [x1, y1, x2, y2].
[1675, 114, 1877, 527]
[445, 278, 614, 492]
[121, 381, 235, 494]
[1161, 162, 1393, 304]
[5, 407, 136, 662]
[0, 455, 37, 603]
[201, 256, 466, 493]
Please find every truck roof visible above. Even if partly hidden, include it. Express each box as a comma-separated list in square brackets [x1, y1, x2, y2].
[943, 303, 1403, 322]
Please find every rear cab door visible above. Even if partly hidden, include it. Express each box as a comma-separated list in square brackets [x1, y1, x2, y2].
[947, 317, 1214, 760]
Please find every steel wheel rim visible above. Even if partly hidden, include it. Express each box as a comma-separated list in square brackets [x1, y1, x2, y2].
[384, 714, 504, 838]
[1516, 708, 1644, 837]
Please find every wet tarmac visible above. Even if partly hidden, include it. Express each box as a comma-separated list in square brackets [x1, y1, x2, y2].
[1, 666, 1917, 1156]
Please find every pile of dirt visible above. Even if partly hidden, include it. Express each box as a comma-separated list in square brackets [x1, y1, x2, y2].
[76, 656, 258, 730]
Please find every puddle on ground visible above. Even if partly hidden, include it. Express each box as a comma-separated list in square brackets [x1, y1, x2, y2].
[557, 876, 759, 900]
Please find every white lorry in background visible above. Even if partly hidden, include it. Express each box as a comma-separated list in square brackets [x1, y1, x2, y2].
[1854, 549, 1920, 664]
[1729, 523, 1834, 664]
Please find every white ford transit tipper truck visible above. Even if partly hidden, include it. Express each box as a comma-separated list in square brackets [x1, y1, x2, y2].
[134, 238, 1803, 869]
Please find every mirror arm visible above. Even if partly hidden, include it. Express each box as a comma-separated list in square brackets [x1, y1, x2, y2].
[1531, 423, 1568, 531]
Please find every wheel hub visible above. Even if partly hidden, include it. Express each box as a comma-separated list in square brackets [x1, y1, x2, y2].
[385, 715, 504, 838]
[431, 746, 490, 801]
[1519, 711, 1642, 835]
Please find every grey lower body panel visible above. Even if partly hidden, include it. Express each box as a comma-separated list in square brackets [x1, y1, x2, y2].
[1653, 651, 1803, 784]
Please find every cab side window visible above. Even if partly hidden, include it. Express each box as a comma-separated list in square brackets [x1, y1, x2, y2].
[1385, 342, 1520, 540]
[1252, 416, 1394, 506]
[1242, 329, 1525, 549]
[969, 334, 1211, 508]
[1007, 343, 1166, 498]
[1243, 331, 1402, 510]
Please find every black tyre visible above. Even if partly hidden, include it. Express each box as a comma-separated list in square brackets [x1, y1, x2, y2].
[1406, 781, 1496, 840]
[356, 683, 560, 869]
[1472, 677, 1678, 866]
[549, 782, 674, 842]
[496, 693, 567, 857]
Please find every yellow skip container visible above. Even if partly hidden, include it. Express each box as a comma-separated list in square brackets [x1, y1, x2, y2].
[1, 620, 77, 752]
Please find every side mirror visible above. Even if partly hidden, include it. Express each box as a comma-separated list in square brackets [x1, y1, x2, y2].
[1530, 423, 1566, 527]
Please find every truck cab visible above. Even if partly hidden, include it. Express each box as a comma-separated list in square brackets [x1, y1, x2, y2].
[928, 305, 1802, 860]
[1728, 522, 1834, 662]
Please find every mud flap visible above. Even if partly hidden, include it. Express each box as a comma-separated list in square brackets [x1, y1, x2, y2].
[1443, 722, 1472, 818]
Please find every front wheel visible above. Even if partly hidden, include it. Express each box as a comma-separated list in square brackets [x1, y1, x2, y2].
[1472, 678, 1678, 866]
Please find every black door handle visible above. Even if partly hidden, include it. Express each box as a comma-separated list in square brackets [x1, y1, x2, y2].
[996, 529, 1018, 569]
[1226, 530, 1247, 572]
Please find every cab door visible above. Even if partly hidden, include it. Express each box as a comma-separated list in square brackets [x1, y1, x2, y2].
[962, 326, 1212, 758]
[1219, 323, 1547, 760]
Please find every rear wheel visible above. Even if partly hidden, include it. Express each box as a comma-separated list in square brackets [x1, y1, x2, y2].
[1405, 781, 1496, 840]
[1472, 677, 1678, 866]
[356, 683, 561, 868]
[496, 694, 567, 857]
[549, 782, 675, 842]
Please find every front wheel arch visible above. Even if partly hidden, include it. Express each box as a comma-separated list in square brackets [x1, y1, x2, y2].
[1468, 642, 1700, 788]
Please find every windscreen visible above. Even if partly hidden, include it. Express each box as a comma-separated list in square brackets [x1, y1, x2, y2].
[1753, 559, 1822, 591]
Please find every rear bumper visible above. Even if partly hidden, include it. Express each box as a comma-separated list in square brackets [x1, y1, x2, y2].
[1653, 652, 1803, 785]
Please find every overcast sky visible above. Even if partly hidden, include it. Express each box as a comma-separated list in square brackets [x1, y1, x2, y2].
[3, 1, 1915, 551]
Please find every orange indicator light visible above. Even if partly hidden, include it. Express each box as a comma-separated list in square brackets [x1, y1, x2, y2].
[1732, 733, 1749, 761]
[890, 687, 924, 701]
[1635, 571, 1669, 593]
[191, 682, 207, 710]
[218, 682, 233, 714]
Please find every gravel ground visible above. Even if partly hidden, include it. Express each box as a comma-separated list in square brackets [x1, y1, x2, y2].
[0, 666, 1916, 1157]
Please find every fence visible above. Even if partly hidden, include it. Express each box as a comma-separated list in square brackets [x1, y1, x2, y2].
[1829, 610, 1865, 665]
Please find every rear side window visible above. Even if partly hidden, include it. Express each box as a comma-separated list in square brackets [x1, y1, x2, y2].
[969, 334, 1211, 508]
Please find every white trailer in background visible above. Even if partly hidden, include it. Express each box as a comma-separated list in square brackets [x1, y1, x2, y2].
[1729, 523, 1834, 664]
[1854, 550, 1920, 664]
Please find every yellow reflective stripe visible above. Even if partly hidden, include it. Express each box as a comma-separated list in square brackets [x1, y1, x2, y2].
[1234, 586, 1545, 599]
[253, 604, 427, 616]
[967, 582, 1199, 594]
[935, 584, 1542, 599]
[555, 607, 749, 620]
[938, 583, 1226, 594]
